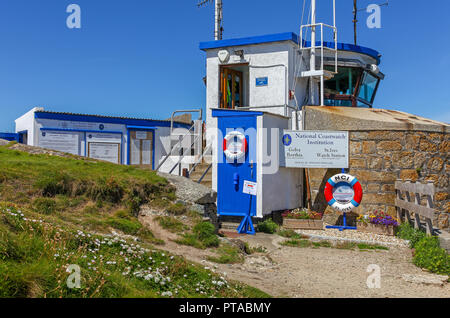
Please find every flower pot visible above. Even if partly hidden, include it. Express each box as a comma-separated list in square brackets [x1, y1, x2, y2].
[357, 222, 395, 236]
[282, 218, 324, 230]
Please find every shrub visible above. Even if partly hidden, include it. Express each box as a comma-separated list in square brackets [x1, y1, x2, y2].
[33, 198, 57, 215]
[396, 222, 426, 248]
[156, 216, 185, 233]
[257, 219, 278, 234]
[34, 173, 73, 197]
[193, 222, 219, 248]
[413, 236, 450, 276]
[207, 244, 244, 264]
[106, 217, 142, 235]
[176, 222, 219, 249]
[278, 229, 309, 239]
[88, 177, 124, 204]
[281, 239, 311, 248]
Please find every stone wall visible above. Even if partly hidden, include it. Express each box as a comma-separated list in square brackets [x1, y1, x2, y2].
[303, 107, 449, 230]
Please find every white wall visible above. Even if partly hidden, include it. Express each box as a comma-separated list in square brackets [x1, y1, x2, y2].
[15, 107, 43, 146]
[257, 113, 303, 217]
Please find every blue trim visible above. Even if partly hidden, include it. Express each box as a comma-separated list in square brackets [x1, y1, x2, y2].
[200, 31, 381, 64]
[0, 133, 19, 142]
[212, 109, 264, 118]
[127, 130, 131, 165]
[351, 200, 360, 208]
[126, 125, 158, 131]
[350, 178, 359, 187]
[35, 112, 191, 129]
[40, 127, 123, 135]
[327, 178, 336, 187]
[152, 131, 155, 170]
[328, 198, 337, 206]
[200, 32, 298, 50]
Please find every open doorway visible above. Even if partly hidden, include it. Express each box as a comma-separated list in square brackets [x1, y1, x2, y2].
[219, 64, 248, 109]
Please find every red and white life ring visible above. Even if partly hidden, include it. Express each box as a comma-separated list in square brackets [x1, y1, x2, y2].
[223, 131, 248, 161]
[324, 174, 363, 213]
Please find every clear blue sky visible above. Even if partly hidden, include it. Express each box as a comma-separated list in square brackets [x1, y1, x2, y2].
[0, 0, 449, 132]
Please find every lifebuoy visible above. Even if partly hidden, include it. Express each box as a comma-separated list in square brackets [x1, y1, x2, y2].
[324, 173, 363, 213]
[223, 131, 248, 161]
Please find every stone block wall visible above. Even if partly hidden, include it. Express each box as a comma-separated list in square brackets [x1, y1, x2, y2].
[309, 130, 449, 230]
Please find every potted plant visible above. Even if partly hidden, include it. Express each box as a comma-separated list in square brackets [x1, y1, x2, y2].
[357, 210, 399, 236]
[282, 208, 324, 230]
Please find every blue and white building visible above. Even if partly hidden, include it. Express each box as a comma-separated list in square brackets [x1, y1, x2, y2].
[14, 107, 196, 173]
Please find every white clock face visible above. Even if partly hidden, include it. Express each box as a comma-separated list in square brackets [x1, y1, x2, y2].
[218, 50, 230, 63]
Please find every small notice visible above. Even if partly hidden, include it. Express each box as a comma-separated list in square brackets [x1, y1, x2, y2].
[88, 142, 120, 164]
[135, 131, 148, 140]
[255, 77, 268, 87]
[243, 180, 257, 196]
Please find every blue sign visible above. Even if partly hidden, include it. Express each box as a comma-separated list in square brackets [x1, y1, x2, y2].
[256, 77, 268, 87]
[282, 134, 292, 146]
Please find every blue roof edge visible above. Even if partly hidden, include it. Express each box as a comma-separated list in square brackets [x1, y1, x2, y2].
[199, 32, 381, 64]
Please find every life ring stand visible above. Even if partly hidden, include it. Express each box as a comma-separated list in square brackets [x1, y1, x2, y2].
[223, 131, 248, 161]
[324, 173, 363, 213]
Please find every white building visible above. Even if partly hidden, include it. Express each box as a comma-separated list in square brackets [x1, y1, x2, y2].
[15, 107, 199, 174]
[199, 31, 384, 219]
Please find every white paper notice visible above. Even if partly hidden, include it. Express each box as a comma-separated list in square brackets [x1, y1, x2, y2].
[39, 132, 79, 155]
[282, 131, 349, 168]
[88, 143, 120, 164]
[135, 131, 148, 140]
[243, 180, 257, 196]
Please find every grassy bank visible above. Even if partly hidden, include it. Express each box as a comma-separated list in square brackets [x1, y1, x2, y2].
[0, 145, 269, 298]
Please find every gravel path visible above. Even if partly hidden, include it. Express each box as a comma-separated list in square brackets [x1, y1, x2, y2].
[295, 228, 410, 248]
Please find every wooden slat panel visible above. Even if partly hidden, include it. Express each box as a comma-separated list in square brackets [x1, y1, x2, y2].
[395, 198, 437, 219]
[395, 181, 435, 195]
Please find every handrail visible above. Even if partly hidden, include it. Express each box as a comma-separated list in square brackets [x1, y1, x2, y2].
[188, 143, 212, 176]
[170, 109, 202, 136]
[155, 122, 196, 172]
[168, 133, 201, 174]
[197, 163, 212, 184]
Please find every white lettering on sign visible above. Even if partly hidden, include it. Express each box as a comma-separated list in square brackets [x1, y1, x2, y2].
[282, 131, 349, 168]
[243, 180, 257, 196]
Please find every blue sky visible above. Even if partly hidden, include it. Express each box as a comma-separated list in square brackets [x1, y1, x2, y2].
[0, 0, 449, 132]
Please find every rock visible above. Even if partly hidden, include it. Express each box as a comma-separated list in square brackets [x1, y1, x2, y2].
[0, 139, 9, 146]
[157, 172, 217, 205]
[402, 274, 448, 286]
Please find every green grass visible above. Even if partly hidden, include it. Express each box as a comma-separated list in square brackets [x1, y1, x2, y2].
[357, 243, 389, 251]
[207, 244, 244, 264]
[281, 239, 312, 248]
[175, 222, 220, 249]
[277, 229, 310, 240]
[0, 146, 269, 298]
[156, 216, 187, 233]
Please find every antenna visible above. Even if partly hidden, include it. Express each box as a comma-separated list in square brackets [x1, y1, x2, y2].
[353, 1, 389, 45]
[197, 0, 223, 40]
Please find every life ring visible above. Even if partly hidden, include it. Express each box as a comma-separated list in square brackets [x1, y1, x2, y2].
[223, 131, 248, 161]
[324, 173, 363, 213]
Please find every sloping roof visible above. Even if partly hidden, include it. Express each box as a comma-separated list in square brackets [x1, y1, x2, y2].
[34, 110, 192, 128]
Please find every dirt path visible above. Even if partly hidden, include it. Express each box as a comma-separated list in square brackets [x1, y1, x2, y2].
[140, 214, 449, 298]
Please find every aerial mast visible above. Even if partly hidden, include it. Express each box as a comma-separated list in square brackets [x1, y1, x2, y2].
[353, 0, 358, 45]
[198, 0, 223, 40]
